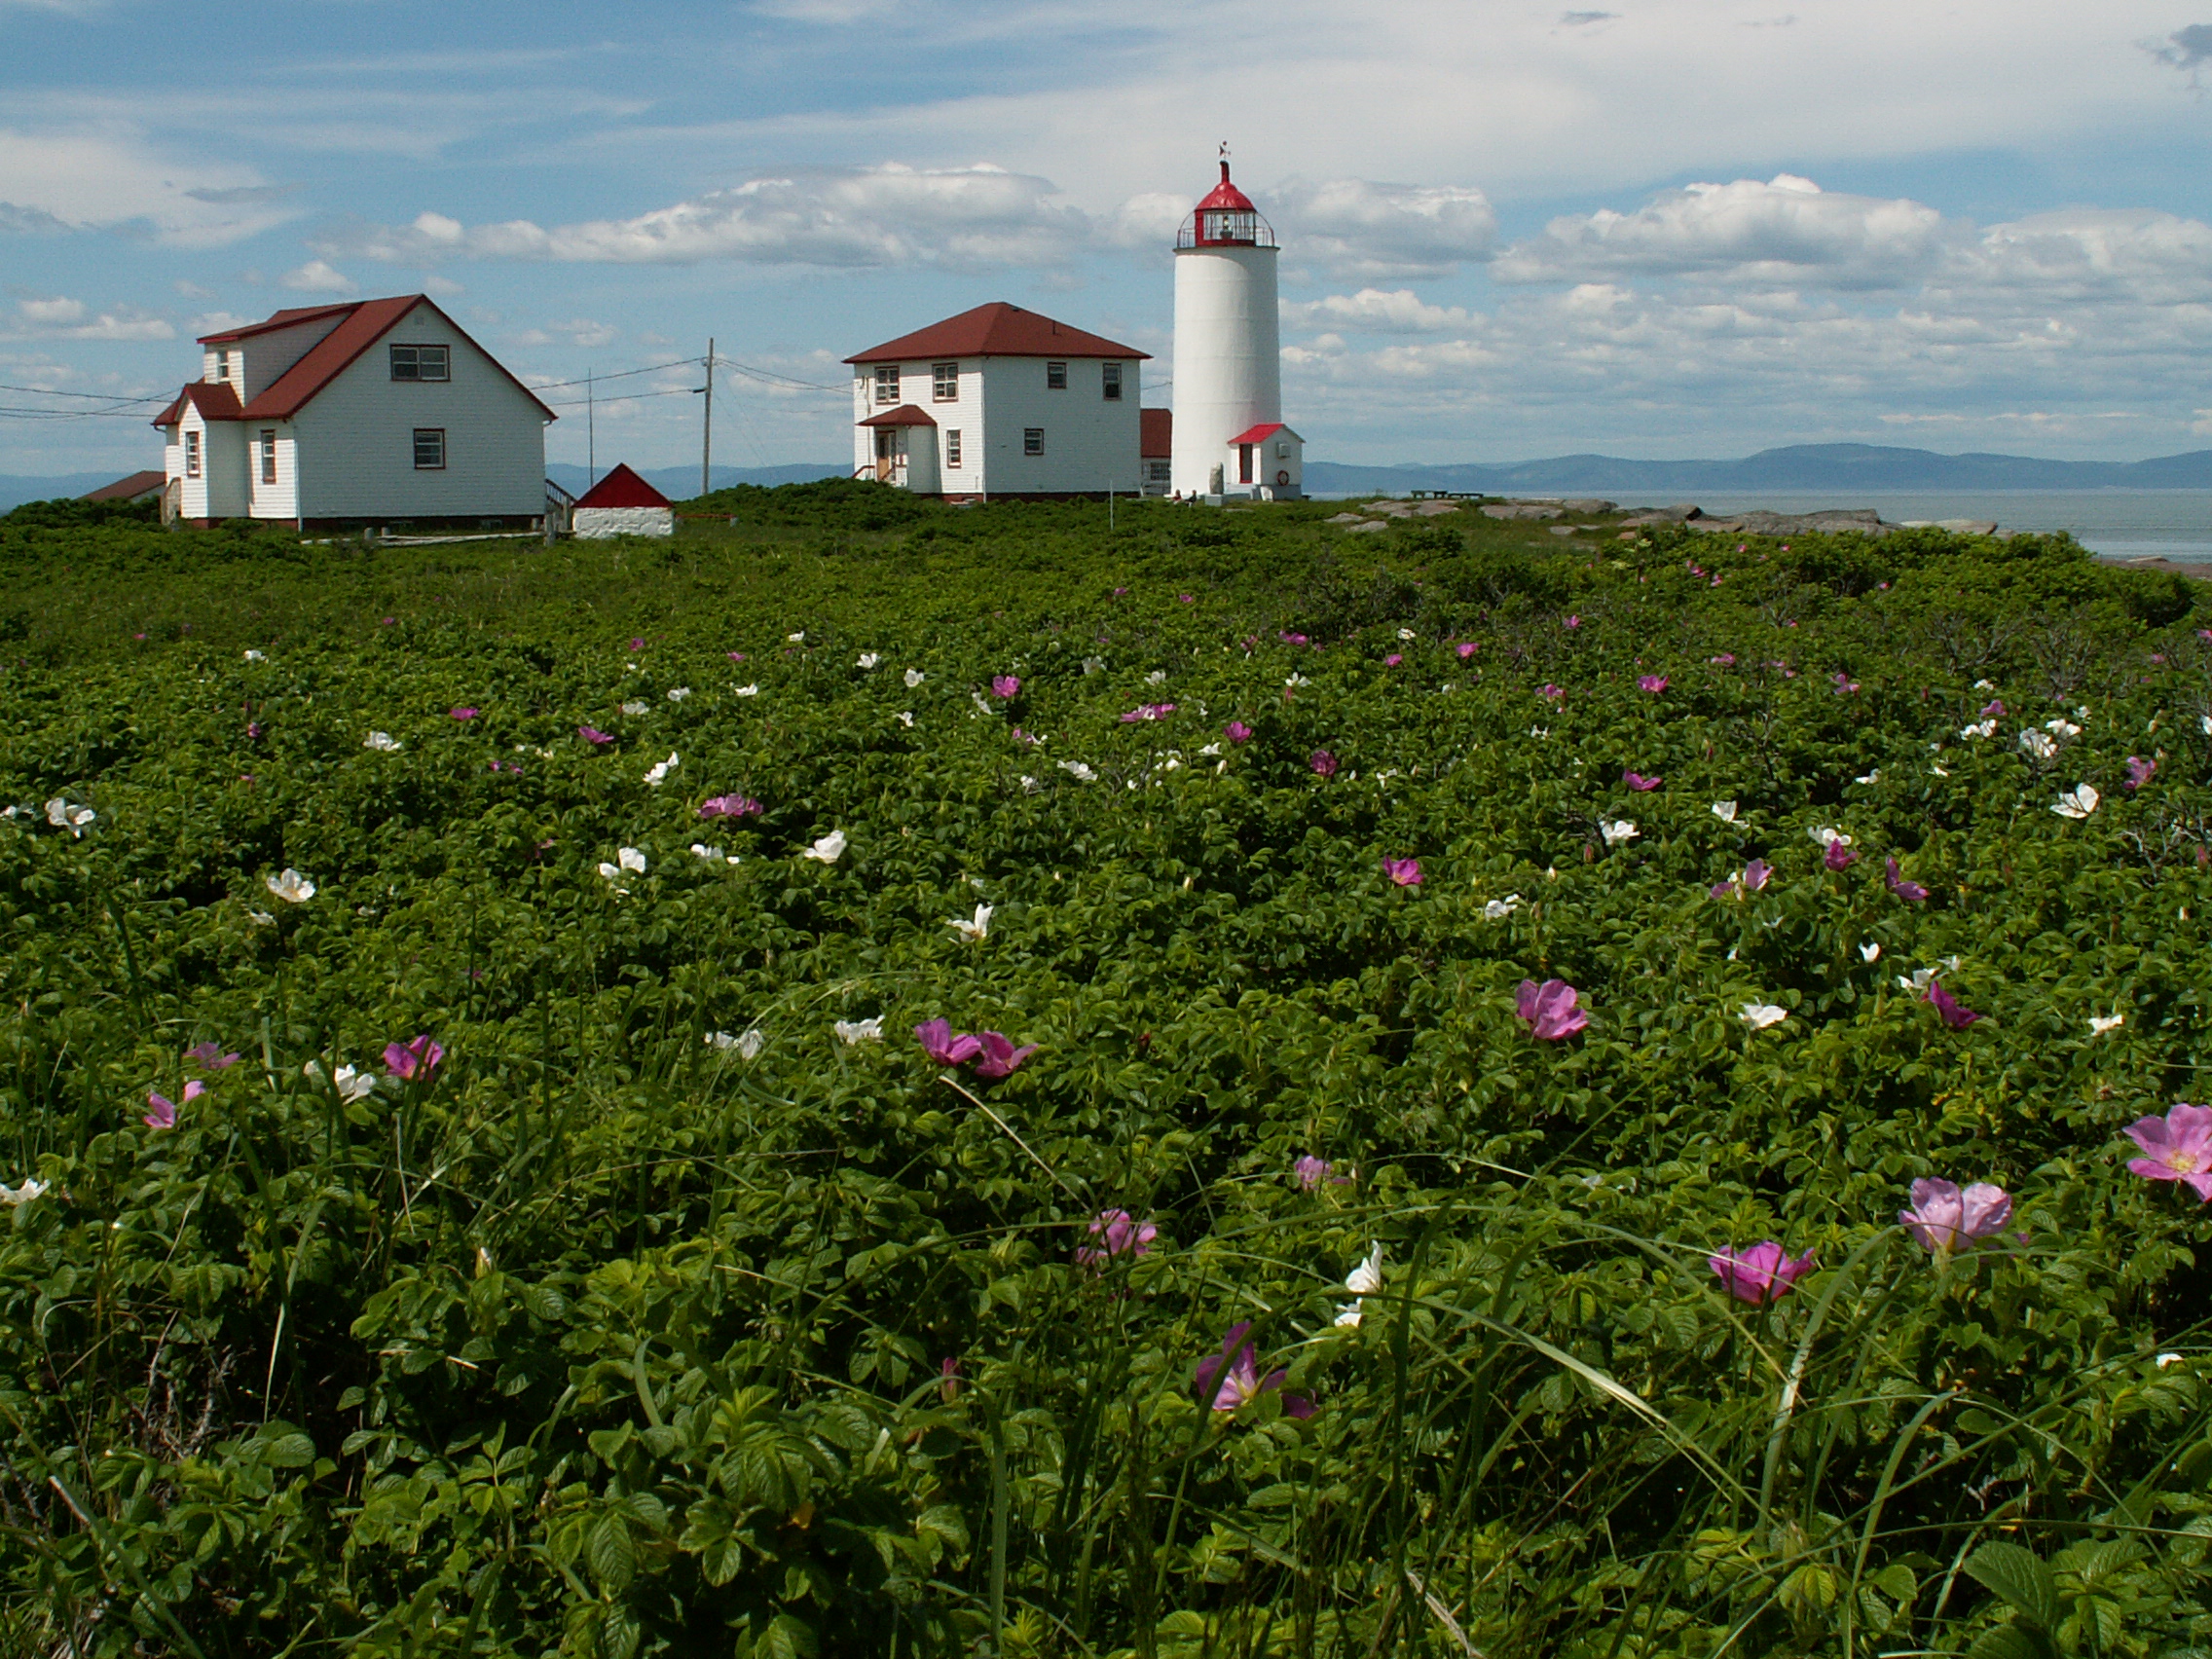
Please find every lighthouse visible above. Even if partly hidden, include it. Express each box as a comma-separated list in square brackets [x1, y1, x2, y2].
[1170, 154, 1302, 500]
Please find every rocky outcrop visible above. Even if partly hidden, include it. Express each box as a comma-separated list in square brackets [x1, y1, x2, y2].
[1481, 501, 1565, 521]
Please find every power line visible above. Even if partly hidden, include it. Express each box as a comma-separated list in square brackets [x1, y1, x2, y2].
[0, 383, 167, 403]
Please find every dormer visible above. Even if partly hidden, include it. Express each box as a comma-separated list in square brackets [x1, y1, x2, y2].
[195, 304, 356, 405]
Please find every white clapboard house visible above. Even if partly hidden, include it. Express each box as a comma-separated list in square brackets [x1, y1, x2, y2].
[153, 295, 555, 529]
[845, 303, 1149, 500]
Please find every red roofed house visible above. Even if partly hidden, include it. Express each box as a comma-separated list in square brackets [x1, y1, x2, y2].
[152, 295, 555, 528]
[844, 302, 1149, 499]
[1140, 408, 1173, 497]
[571, 463, 674, 539]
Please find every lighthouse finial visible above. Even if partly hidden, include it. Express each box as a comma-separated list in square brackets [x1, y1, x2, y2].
[1219, 140, 1231, 183]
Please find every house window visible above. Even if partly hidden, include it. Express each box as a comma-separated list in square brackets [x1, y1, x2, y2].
[874, 365, 900, 405]
[944, 428, 962, 469]
[1023, 427, 1044, 457]
[260, 429, 276, 485]
[1102, 362, 1123, 401]
[1146, 460, 1170, 482]
[1238, 444, 1255, 484]
[389, 344, 450, 382]
[1046, 361, 1067, 390]
[414, 427, 447, 469]
[932, 363, 958, 402]
[184, 430, 201, 479]
[214, 349, 231, 384]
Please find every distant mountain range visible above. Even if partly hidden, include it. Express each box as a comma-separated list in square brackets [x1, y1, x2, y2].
[544, 462, 847, 499]
[9, 445, 2211, 517]
[1306, 444, 2212, 496]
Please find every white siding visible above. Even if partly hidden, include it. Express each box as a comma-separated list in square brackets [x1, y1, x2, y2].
[574, 505, 674, 539]
[976, 356, 1142, 497]
[177, 406, 248, 519]
[247, 422, 300, 522]
[288, 302, 546, 520]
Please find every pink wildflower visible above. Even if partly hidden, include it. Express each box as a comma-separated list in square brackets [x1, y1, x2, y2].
[1383, 857, 1421, 887]
[1885, 857, 1929, 902]
[450, 707, 478, 721]
[1196, 1322, 1314, 1418]
[1121, 703, 1177, 723]
[1224, 720, 1253, 745]
[1383, 653, 1403, 667]
[990, 675, 1020, 699]
[1456, 642, 1477, 658]
[1623, 770, 1661, 792]
[185, 1042, 240, 1071]
[1744, 858, 1773, 891]
[1899, 1178, 2014, 1253]
[2124, 1105, 2212, 1200]
[698, 793, 763, 820]
[1515, 978, 1589, 1041]
[1825, 839, 1859, 871]
[1293, 1156, 1349, 1190]
[914, 1018, 982, 1068]
[1710, 1241, 1815, 1305]
[384, 1035, 444, 1082]
[1309, 751, 1339, 778]
[2126, 756, 2156, 790]
[1926, 979, 1980, 1030]
[1075, 1208, 1157, 1267]
[1538, 683, 1565, 701]
[972, 1032, 1038, 1078]
[1638, 675, 1668, 694]
[1711, 653, 1736, 665]
[143, 1079, 203, 1129]
[578, 725, 613, 746]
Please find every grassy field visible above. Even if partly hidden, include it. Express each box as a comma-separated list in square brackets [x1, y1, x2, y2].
[4, 483, 2212, 1657]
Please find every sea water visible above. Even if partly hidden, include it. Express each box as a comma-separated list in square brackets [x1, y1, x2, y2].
[1679, 490, 2212, 563]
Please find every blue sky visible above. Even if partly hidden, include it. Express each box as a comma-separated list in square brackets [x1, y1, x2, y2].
[5, 0, 2212, 475]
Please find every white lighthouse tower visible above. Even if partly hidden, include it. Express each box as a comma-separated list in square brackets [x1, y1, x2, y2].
[1170, 153, 1302, 500]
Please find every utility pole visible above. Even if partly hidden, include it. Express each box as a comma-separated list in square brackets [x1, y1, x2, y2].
[586, 368, 596, 491]
[700, 339, 715, 498]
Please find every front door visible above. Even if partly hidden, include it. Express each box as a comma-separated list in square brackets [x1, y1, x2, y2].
[874, 426, 902, 481]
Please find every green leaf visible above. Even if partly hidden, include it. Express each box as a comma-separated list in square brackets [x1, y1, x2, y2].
[1964, 1623, 2059, 1659]
[585, 1514, 636, 1595]
[1964, 1541, 2061, 1632]
[756, 1612, 819, 1659]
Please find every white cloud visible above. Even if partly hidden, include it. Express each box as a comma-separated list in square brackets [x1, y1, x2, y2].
[1282, 288, 1479, 332]
[0, 126, 296, 247]
[5, 295, 174, 341]
[280, 259, 356, 293]
[1270, 178, 1496, 279]
[1494, 175, 1948, 288]
[509, 317, 618, 349]
[319, 164, 1091, 271]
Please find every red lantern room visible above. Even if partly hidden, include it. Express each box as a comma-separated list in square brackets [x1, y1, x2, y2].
[1176, 161, 1278, 250]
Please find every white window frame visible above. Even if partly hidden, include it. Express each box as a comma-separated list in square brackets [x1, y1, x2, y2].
[259, 428, 276, 486]
[1101, 362, 1123, 401]
[184, 429, 201, 480]
[1023, 427, 1044, 457]
[1046, 361, 1068, 390]
[874, 365, 901, 405]
[390, 344, 450, 383]
[413, 427, 447, 470]
[944, 428, 962, 469]
[932, 362, 958, 402]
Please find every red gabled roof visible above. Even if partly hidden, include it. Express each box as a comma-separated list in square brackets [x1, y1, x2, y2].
[1140, 407, 1172, 458]
[574, 463, 671, 509]
[846, 302, 1149, 364]
[234, 296, 558, 424]
[1230, 422, 1297, 445]
[857, 403, 938, 427]
[150, 381, 244, 426]
[198, 304, 358, 345]
[82, 469, 166, 501]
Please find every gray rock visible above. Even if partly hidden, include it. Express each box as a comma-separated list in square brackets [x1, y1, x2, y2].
[1326, 511, 1368, 525]
[1563, 498, 1618, 514]
[1346, 519, 1389, 534]
[1687, 508, 1895, 537]
[1548, 525, 1582, 535]
[1411, 500, 1462, 516]
[1619, 504, 1700, 525]
[1480, 502, 1565, 521]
